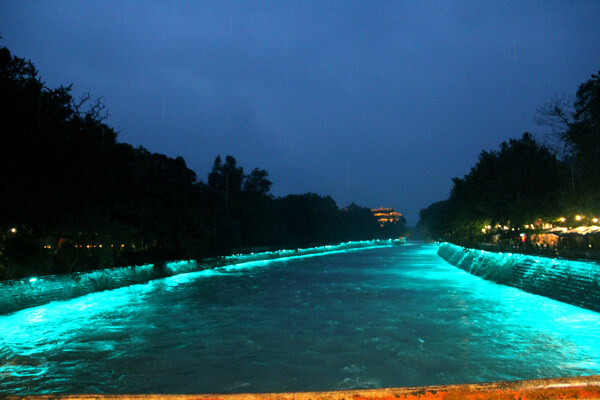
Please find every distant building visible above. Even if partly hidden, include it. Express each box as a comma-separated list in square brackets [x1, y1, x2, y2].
[371, 207, 403, 227]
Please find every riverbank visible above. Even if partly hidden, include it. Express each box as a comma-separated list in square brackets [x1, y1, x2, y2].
[0, 239, 400, 315]
[438, 242, 600, 312]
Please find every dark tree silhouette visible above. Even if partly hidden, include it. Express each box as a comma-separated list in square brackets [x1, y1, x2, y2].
[0, 44, 395, 280]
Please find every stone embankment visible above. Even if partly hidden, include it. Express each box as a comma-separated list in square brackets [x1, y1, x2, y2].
[438, 242, 600, 312]
[0, 240, 398, 315]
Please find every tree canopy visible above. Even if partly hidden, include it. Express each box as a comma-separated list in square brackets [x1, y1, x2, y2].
[417, 70, 600, 248]
[0, 44, 400, 280]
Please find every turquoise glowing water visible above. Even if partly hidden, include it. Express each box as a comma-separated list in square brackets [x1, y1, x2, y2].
[1, 242, 600, 394]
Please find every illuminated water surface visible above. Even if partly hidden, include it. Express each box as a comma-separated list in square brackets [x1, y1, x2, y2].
[1, 242, 599, 393]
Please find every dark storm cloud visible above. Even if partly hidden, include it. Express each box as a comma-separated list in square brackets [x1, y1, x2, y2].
[2, 1, 600, 224]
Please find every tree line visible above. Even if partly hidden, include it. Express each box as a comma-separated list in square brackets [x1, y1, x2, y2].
[417, 70, 600, 250]
[0, 45, 406, 281]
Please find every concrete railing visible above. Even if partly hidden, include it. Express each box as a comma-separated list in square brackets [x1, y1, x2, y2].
[2, 375, 600, 400]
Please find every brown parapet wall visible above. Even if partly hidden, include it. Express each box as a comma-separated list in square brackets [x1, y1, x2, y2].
[3, 376, 600, 400]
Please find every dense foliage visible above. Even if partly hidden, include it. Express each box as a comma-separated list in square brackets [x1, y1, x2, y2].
[0, 46, 405, 280]
[417, 71, 600, 248]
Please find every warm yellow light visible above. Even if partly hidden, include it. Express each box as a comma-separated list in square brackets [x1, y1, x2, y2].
[525, 224, 529, 229]
[482, 228, 486, 233]
[575, 215, 582, 221]
[10, 228, 16, 234]
[559, 217, 566, 222]
[593, 218, 599, 224]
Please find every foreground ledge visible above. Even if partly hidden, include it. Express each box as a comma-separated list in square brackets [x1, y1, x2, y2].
[3, 375, 600, 400]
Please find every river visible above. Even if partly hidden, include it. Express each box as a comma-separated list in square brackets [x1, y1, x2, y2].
[1, 242, 599, 394]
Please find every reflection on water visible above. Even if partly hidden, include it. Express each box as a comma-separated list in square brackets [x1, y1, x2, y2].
[1, 243, 600, 393]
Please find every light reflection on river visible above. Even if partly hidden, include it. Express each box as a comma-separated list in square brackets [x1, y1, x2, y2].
[1, 242, 599, 393]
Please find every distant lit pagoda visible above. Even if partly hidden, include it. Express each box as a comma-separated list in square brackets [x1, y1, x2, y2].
[371, 207, 402, 227]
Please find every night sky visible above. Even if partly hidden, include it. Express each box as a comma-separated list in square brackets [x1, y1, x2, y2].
[2, 2, 599, 224]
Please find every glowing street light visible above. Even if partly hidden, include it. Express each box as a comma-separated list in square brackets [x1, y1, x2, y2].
[575, 215, 583, 221]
